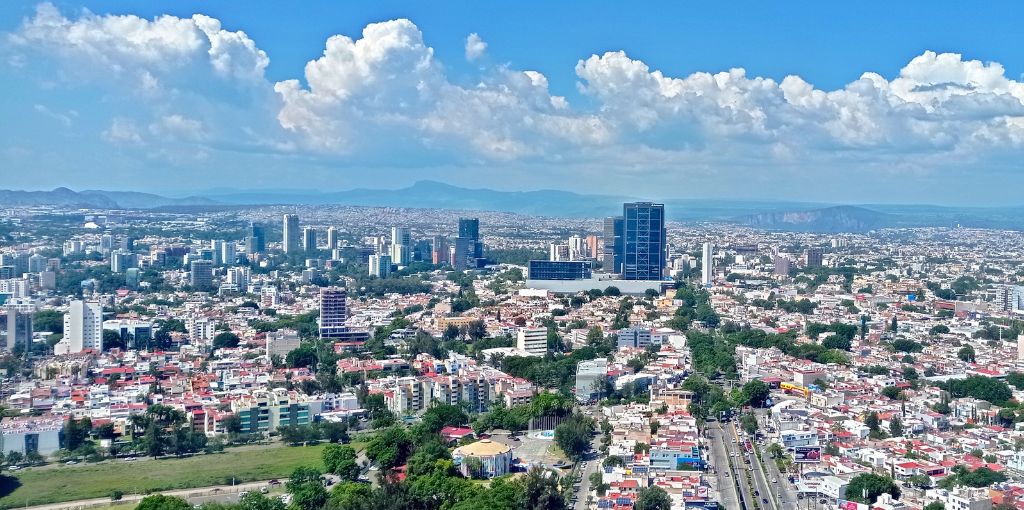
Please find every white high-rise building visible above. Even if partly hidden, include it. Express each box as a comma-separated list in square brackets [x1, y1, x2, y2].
[568, 235, 585, 260]
[549, 243, 569, 262]
[1018, 335, 1024, 362]
[516, 327, 548, 356]
[57, 300, 103, 354]
[369, 254, 392, 278]
[283, 214, 300, 253]
[390, 227, 411, 265]
[701, 242, 714, 287]
[221, 241, 236, 266]
[326, 227, 340, 250]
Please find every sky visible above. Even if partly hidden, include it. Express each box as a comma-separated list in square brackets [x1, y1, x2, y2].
[2, 1, 1024, 205]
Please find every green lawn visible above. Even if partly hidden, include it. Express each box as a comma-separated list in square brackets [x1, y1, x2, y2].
[0, 443, 344, 508]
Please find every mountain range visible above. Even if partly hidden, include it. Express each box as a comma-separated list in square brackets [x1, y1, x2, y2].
[2, 181, 1023, 233]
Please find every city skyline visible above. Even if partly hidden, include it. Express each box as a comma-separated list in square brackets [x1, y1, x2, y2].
[2, 1, 1024, 205]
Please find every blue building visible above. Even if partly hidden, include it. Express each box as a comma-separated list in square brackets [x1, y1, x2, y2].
[622, 202, 666, 280]
[528, 260, 593, 281]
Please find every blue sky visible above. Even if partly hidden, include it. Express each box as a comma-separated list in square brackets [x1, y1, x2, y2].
[2, 1, 1024, 205]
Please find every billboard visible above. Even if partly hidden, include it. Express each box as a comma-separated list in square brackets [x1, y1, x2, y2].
[793, 445, 822, 463]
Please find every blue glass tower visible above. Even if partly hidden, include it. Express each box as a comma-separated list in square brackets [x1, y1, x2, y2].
[622, 202, 666, 280]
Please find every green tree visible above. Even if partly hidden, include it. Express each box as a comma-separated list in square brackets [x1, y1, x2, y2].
[740, 379, 770, 408]
[958, 345, 976, 363]
[135, 495, 192, 510]
[365, 426, 413, 469]
[323, 444, 361, 481]
[634, 486, 672, 510]
[923, 502, 944, 510]
[846, 473, 899, 504]
[238, 492, 287, 510]
[328, 482, 373, 510]
[213, 331, 241, 349]
[889, 417, 904, 437]
[553, 414, 594, 461]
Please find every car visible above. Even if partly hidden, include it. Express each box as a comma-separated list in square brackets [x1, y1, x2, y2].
[239, 491, 250, 498]
[260, 486, 269, 494]
[772, 479, 777, 483]
[269, 479, 281, 486]
[724, 472, 729, 477]
[65, 460, 78, 465]
[762, 498, 769, 504]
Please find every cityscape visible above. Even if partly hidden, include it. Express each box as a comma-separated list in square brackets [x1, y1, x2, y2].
[3, 3, 1024, 510]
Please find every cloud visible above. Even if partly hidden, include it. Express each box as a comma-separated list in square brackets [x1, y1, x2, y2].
[102, 118, 143, 144]
[5, 4, 1024, 200]
[464, 33, 486, 61]
[9, 3, 268, 85]
[33, 103, 74, 127]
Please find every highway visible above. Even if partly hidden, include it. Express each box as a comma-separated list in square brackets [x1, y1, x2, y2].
[705, 421, 741, 510]
[725, 421, 781, 510]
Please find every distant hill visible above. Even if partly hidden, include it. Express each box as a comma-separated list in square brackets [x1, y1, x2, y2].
[0, 188, 218, 209]
[737, 205, 892, 233]
[80, 190, 219, 208]
[5, 182, 1024, 232]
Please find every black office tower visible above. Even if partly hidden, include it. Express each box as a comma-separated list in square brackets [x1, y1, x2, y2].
[622, 202, 666, 280]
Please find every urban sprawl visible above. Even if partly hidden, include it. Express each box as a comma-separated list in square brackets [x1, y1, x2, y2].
[2, 202, 1024, 510]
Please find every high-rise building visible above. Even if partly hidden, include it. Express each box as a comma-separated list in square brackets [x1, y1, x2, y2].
[326, 227, 340, 251]
[5, 306, 32, 353]
[303, 227, 317, 252]
[622, 202, 666, 281]
[432, 236, 448, 265]
[516, 327, 549, 356]
[390, 227, 411, 265]
[247, 223, 266, 253]
[567, 235, 585, 260]
[773, 255, 791, 277]
[369, 254, 392, 278]
[458, 218, 483, 259]
[28, 253, 46, 273]
[603, 216, 624, 274]
[453, 237, 475, 271]
[283, 214, 300, 253]
[805, 248, 823, 268]
[585, 235, 600, 260]
[190, 260, 213, 290]
[125, 267, 141, 289]
[110, 250, 136, 273]
[702, 242, 714, 286]
[319, 287, 348, 339]
[210, 240, 225, 265]
[60, 300, 103, 353]
[221, 241, 237, 266]
[549, 243, 570, 261]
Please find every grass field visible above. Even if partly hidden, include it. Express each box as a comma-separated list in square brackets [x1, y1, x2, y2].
[0, 443, 348, 508]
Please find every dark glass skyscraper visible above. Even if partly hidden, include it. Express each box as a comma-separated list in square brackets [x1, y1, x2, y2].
[458, 218, 483, 258]
[622, 202, 666, 280]
[602, 216, 623, 274]
[247, 223, 266, 253]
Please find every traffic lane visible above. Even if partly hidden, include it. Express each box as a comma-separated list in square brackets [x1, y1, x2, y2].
[721, 424, 753, 510]
[729, 423, 774, 510]
[573, 439, 601, 510]
[706, 423, 739, 510]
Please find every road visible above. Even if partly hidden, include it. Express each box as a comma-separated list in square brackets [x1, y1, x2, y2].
[726, 421, 782, 510]
[705, 421, 741, 510]
[573, 436, 603, 510]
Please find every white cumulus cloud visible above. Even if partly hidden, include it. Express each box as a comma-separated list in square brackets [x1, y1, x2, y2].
[464, 33, 487, 61]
